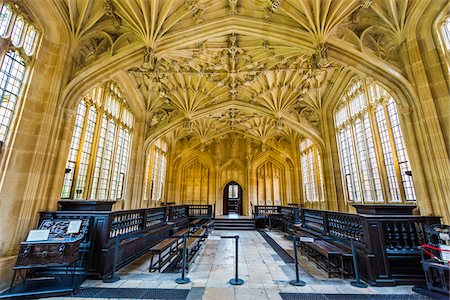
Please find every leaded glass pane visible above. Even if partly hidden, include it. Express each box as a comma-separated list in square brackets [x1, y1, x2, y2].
[375, 104, 401, 202]
[386, 98, 416, 201]
[0, 4, 13, 37]
[0, 51, 26, 142]
[74, 105, 97, 199]
[23, 25, 37, 55]
[61, 101, 87, 198]
[11, 16, 24, 46]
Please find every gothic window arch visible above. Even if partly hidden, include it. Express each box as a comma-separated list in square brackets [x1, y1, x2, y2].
[256, 159, 284, 206]
[334, 79, 416, 204]
[143, 139, 167, 202]
[440, 17, 450, 55]
[0, 2, 39, 147]
[300, 138, 325, 203]
[61, 81, 134, 200]
[438, 16, 450, 72]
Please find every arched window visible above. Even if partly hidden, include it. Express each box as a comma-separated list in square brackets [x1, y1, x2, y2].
[143, 139, 167, 202]
[0, 3, 39, 147]
[441, 17, 450, 53]
[334, 79, 416, 204]
[61, 82, 134, 200]
[300, 138, 325, 203]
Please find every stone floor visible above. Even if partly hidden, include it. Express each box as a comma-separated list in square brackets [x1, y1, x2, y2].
[46, 229, 422, 300]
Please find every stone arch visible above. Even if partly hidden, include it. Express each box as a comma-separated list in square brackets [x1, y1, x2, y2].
[217, 158, 248, 215]
[249, 150, 294, 207]
[174, 151, 216, 205]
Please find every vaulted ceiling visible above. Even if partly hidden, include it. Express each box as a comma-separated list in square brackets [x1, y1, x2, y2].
[55, 0, 420, 149]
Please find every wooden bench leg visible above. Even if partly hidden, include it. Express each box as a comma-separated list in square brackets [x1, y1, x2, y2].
[158, 253, 163, 272]
[10, 270, 16, 290]
[327, 257, 331, 278]
[149, 253, 154, 272]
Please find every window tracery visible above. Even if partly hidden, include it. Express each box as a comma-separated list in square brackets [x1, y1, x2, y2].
[300, 138, 325, 203]
[334, 79, 415, 204]
[61, 82, 133, 200]
[0, 2, 39, 145]
[143, 139, 167, 202]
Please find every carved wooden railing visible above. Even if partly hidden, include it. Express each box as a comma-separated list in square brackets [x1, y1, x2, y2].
[109, 207, 166, 238]
[302, 209, 364, 242]
[383, 220, 427, 251]
[38, 204, 215, 279]
[188, 205, 213, 219]
[253, 205, 279, 218]
[167, 205, 188, 222]
[253, 205, 300, 225]
[299, 208, 441, 286]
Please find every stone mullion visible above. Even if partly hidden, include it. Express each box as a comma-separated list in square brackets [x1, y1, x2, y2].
[144, 150, 151, 205]
[69, 102, 90, 199]
[313, 146, 322, 203]
[105, 117, 119, 200]
[162, 143, 172, 205]
[367, 102, 391, 204]
[263, 165, 267, 206]
[148, 146, 155, 203]
[359, 112, 375, 202]
[362, 84, 386, 203]
[292, 138, 302, 206]
[347, 109, 365, 204]
[381, 101, 407, 204]
[84, 90, 107, 199]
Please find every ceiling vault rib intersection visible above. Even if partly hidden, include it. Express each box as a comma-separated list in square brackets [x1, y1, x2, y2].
[59, 0, 423, 151]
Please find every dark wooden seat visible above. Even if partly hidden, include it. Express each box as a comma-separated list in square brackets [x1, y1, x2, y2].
[188, 219, 202, 230]
[295, 226, 351, 278]
[202, 220, 214, 233]
[149, 228, 189, 272]
[180, 227, 208, 272]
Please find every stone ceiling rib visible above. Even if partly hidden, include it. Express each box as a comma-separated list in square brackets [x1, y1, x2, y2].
[57, 0, 426, 155]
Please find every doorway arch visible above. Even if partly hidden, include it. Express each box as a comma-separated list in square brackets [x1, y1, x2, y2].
[223, 181, 243, 215]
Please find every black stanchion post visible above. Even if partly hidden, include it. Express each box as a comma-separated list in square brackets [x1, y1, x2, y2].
[350, 238, 367, 288]
[229, 235, 244, 285]
[103, 234, 121, 283]
[290, 236, 306, 286]
[175, 233, 191, 284]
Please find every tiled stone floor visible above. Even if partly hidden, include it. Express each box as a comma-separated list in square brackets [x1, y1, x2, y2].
[46, 229, 421, 300]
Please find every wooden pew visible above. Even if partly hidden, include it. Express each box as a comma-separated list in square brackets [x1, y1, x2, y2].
[295, 207, 441, 286]
[296, 227, 351, 278]
[148, 228, 189, 272]
[180, 227, 208, 272]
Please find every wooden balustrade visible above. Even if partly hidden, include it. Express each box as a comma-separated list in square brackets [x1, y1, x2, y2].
[253, 205, 300, 231]
[298, 207, 441, 286]
[38, 203, 212, 279]
[253, 205, 279, 218]
[188, 205, 213, 219]
[167, 205, 188, 222]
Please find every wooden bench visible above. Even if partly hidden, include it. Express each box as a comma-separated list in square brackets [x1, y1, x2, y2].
[149, 228, 189, 272]
[295, 227, 352, 278]
[180, 227, 208, 272]
[188, 219, 203, 231]
[202, 220, 214, 233]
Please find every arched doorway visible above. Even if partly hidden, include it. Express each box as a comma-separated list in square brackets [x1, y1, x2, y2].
[223, 181, 243, 215]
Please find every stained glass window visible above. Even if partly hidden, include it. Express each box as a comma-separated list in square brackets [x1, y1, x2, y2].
[334, 79, 416, 203]
[61, 82, 133, 200]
